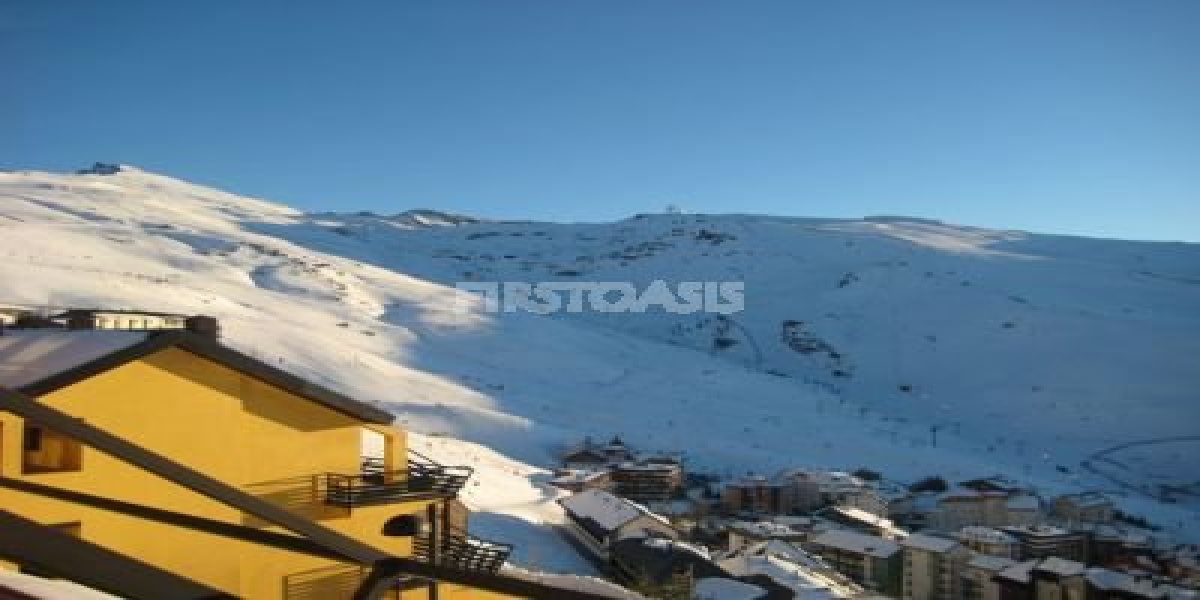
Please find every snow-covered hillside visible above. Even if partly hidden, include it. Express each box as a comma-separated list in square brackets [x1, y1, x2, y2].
[2, 166, 1198, 558]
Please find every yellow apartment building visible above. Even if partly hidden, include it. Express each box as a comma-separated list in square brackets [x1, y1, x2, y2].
[0, 327, 534, 599]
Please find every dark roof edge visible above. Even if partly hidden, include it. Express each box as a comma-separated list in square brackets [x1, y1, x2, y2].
[18, 330, 395, 425]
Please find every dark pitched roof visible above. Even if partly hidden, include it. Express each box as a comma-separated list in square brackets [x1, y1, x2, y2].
[17, 330, 394, 424]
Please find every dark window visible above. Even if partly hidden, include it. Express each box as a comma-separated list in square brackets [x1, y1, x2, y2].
[22, 425, 83, 473]
[23, 426, 42, 452]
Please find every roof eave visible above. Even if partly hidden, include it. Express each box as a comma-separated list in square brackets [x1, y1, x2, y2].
[17, 331, 394, 425]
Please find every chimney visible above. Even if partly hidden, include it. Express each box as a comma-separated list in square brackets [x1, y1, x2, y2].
[185, 315, 220, 340]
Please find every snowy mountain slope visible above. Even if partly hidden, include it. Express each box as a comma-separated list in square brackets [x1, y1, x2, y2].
[268, 205, 1200, 475]
[1, 166, 1198, 553]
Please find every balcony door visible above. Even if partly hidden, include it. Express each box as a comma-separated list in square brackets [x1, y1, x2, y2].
[360, 427, 388, 471]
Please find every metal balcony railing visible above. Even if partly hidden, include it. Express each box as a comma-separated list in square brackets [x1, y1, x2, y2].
[318, 453, 472, 508]
[413, 527, 512, 574]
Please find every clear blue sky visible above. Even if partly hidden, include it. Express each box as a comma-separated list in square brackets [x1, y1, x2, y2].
[4, 1, 1198, 241]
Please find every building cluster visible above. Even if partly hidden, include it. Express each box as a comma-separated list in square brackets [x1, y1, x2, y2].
[712, 470, 1196, 599]
[551, 432, 1198, 600]
[557, 489, 870, 599]
[722, 469, 889, 518]
[553, 436, 685, 504]
[0, 316, 616, 599]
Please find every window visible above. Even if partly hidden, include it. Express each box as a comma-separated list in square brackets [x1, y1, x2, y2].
[22, 425, 83, 473]
[24, 426, 42, 451]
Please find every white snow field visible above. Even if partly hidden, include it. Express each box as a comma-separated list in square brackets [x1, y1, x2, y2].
[1, 166, 1198, 568]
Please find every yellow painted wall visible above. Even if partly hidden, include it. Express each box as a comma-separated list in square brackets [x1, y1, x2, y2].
[0, 346, 514, 599]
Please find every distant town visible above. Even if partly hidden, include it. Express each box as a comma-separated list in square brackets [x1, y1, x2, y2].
[552, 435, 1200, 599]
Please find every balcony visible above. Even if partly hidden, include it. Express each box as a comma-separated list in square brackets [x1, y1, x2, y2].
[413, 527, 512, 574]
[318, 453, 472, 508]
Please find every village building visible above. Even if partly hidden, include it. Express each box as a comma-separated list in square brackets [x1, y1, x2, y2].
[1083, 567, 1198, 599]
[1076, 523, 1155, 568]
[958, 554, 1016, 600]
[1001, 524, 1090, 562]
[722, 475, 797, 515]
[601, 436, 634, 465]
[887, 491, 939, 530]
[994, 557, 1198, 599]
[610, 537, 729, 593]
[1052, 492, 1116, 525]
[557, 489, 679, 563]
[1031, 556, 1089, 599]
[993, 559, 1040, 598]
[928, 487, 1041, 532]
[561, 437, 618, 471]
[956, 526, 1022, 559]
[838, 488, 890, 519]
[550, 469, 615, 494]
[888, 476, 1045, 533]
[559, 436, 684, 505]
[1161, 544, 1200, 588]
[717, 539, 864, 598]
[807, 529, 903, 596]
[777, 469, 870, 513]
[900, 533, 969, 600]
[0, 327, 549, 599]
[816, 506, 909, 540]
[611, 456, 684, 504]
[724, 516, 831, 551]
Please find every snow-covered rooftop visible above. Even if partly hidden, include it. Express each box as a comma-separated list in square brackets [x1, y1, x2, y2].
[1035, 557, 1087, 577]
[967, 554, 1017, 572]
[721, 556, 852, 598]
[729, 519, 811, 538]
[996, 559, 1039, 583]
[1003, 524, 1071, 537]
[550, 470, 609, 485]
[958, 526, 1018, 545]
[1085, 567, 1198, 598]
[900, 533, 959, 553]
[0, 329, 147, 388]
[827, 506, 897, 528]
[695, 577, 767, 600]
[643, 537, 710, 560]
[777, 468, 865, 489]
[558, 489, 665, 532]
[719, 540, 861, 599]
[811, 530, 901, 558]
